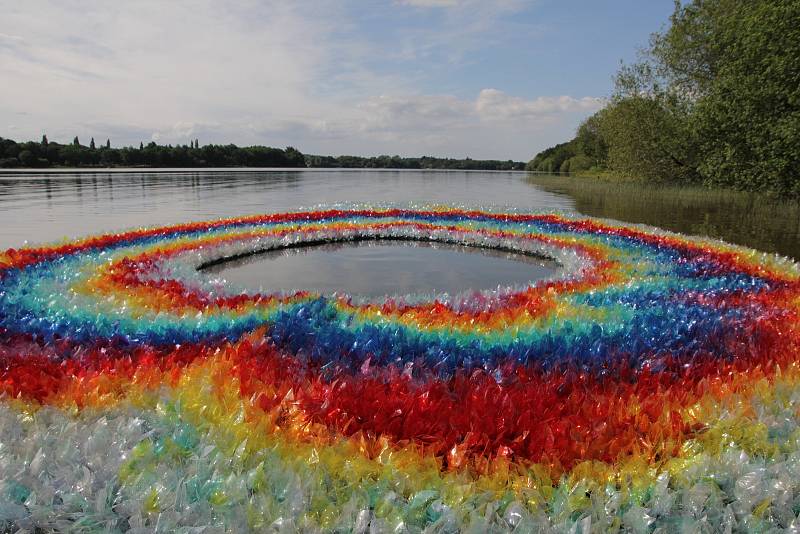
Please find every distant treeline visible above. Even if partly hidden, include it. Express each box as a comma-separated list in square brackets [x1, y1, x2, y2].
[528, 0, 800, 196]
[0, 137, 306, 168]
[0, 136, 524, 171]
[305, 154, 524, 170]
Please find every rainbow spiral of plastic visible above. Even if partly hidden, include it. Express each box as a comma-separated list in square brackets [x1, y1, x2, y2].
[1, 207, 800, 532]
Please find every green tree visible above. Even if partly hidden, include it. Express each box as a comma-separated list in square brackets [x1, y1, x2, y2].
[90, 137, 96, 149]
[614, 0, 798, 191]
[575, 111, 608, 167]
[18, 150, 35, 166]
[526, 141, 576, 173]
[688, 1, 800, 193]
[41, 134, 48, 146]
[73, 136, 80, 146]
[599, 94, 699, 183]
[528, 0, 799, 194]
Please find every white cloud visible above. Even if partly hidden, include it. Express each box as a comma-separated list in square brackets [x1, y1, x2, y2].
[476, 89, 603, 120]
[0, 1, 601, 160]
[0, 1, 332, 140]
[0, 32, 25, 43]
[359, 94, 472, 130]
[357, 90, 602, 131]
[288, 90, 602, 158]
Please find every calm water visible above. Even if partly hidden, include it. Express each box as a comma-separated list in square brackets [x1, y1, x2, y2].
[527, 174, 800, 260]
[1, 169, 798, 294]
[201, 240, 558, 297]
[0, 169, 569, 248]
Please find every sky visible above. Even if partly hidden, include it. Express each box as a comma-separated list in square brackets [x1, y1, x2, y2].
[0, 1, 675, 161]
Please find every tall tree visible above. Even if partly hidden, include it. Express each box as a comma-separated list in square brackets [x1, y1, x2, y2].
[106, 139, 111, 149]
[529, 0, 800, 194]
[73, 136, 80, 146]
[617, 0, 799, 191]
[688, 1, 800, 193]
[41, 134, 48, 146]
[90, 137, 96, 149]
[574, 112, 608, 168]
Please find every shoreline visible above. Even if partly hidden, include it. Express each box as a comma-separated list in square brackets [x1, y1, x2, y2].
[0, 167, 528, 175]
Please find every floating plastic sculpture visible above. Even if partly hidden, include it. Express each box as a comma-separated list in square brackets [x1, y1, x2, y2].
[1, 206, 799, 531]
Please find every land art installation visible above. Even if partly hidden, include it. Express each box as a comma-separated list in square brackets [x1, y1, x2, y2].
[1, 207, 799, 531]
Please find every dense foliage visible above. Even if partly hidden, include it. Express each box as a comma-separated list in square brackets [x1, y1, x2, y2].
[0, 137, 524, 171]
[528, 0, 800, 195]
[305, 154, 524, 170]
[526, 141, 576, 174]
[0, 138, 307, 168]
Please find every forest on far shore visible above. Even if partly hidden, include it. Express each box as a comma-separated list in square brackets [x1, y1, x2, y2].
[0, 136, 524, 171]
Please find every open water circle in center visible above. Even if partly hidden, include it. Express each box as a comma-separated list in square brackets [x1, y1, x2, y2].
[200, 239, 559, 298]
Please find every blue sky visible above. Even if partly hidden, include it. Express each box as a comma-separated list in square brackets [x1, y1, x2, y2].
[0, 1, 675, 160]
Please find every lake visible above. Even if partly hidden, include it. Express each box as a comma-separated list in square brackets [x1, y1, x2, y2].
[1, 169, 797, 296]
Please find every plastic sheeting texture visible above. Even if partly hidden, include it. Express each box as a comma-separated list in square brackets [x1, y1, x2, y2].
[1, 206, 800, 532]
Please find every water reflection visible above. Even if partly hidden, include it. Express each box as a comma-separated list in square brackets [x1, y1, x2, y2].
[0, 169, 567, 248]
[1, 169, 797, 263]
[527, 174, 800, 260]
[200, 239, 559, 298]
